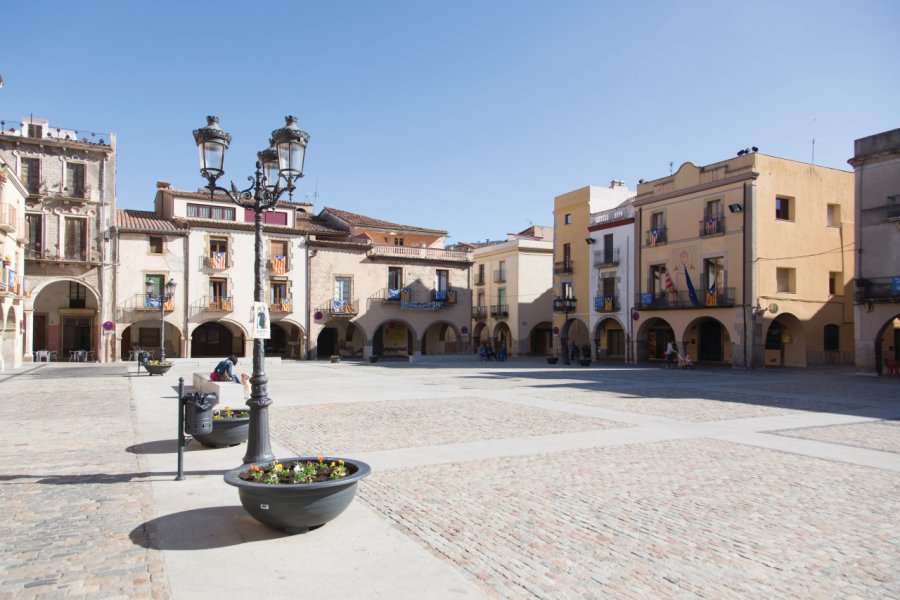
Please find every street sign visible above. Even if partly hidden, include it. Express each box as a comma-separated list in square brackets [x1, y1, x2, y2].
[102, 320, 115, 331]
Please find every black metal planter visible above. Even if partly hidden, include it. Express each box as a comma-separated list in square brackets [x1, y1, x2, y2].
[145, 363, 173, 376]
[224, 457, 371, 534]
[546, 357, 559, 364]
[193, 416, 250, 448]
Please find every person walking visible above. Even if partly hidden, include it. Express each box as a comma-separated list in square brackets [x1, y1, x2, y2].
[665, 341, 677, 369]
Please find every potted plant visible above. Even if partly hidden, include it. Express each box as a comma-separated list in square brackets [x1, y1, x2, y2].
[224, 456, 371, 534]
[193, 406, 250, 448]
[579, 344, 592, 366]
[144, 359, 173, 375]
[546, 355, 559, 365]
[330, 354, 341, 363]
[369, 354, 380, 363]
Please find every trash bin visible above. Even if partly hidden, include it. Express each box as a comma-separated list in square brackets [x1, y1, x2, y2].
[137, 350, 151, 373]
[184, 392, 218, 435]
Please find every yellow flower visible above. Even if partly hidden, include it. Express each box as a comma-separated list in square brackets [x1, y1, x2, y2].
[275, 463, 283, 473]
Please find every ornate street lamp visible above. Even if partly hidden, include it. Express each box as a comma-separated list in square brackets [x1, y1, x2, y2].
[552, 296, 577, 365]
[146, 277, 177, 362]
[193, 115, 309, 465]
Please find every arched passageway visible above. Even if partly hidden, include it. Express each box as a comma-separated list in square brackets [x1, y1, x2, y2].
[373, 320, 414, 358]
[192, 322, 244, 358]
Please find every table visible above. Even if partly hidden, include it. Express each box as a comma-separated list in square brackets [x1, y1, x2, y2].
[69, 350, 87, 362]
[34, 350, 50, 363]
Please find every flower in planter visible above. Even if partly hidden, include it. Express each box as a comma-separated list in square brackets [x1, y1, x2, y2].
[213, 406, 250, 420]
[330, 355, 341, 363]
[243, 457, 349, 485]
[146, 359, 173, 366]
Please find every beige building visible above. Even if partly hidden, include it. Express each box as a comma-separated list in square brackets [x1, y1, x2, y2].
[553, 181, 634, 362]
[470, 226, 554, 356]
[0, 159, 28, 369]
[634, 152, 855, 368]
[0, 117, 117, 363]
[310, 208, 473, 360]
[848, 128, 900, 375]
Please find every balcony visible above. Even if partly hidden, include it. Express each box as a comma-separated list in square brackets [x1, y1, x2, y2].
[646, 227, 667, 247]
[699, 216, 725, 237]
[25, 248, 100, 265]
[269, 297, 293, 313]
[473, 305, 487, 319]
[593, 295, 620, 312]
[554, 261, 574, 275]
[854, 277, 900, 304]
[490, 304, 509, 317]
[367, 244, 472, 263]
[432, 289, 457, 304]
[593, 249, 619, 267]
[553, 297, 577, 313]
[267, 255, 288, 275]
[493, 270, 507, 283]
[317, 299, 359, 317]
[0, 265, 28, 297]
[134, 294, 175, 312]
[0, 203, 17, 233]
[473, 273, 485, 286]
[635, 288, 736, 309]
[203, 253, 230, 270]
[207, 296, 234, 312]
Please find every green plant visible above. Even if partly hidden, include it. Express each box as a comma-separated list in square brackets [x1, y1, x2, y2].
[242, 457, 349, 485]
[212, 406, 250, 420]
[146, 359, 172, 366]
[330, 355, 341, 363]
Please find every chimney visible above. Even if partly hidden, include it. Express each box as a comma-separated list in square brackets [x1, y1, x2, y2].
[610, 179, 625, 188]
[156, 181, 171, 189]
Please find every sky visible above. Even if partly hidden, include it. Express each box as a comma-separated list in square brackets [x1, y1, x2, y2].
[1, 1, 897, 244]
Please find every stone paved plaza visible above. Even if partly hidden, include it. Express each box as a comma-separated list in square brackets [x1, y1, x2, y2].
[1, 359, 898, 599]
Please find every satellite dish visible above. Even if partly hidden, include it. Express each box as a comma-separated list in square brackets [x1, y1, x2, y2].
[768, 303, 779, 314]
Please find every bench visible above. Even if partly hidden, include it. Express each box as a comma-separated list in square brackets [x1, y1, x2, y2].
[192, 372, 247, 406]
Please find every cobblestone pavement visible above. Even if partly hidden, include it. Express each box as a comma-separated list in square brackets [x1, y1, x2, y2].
[0, 365, 168, 600]
[773, 420, 900, 454]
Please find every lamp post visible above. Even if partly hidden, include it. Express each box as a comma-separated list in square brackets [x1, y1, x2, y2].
[146, 277, 176, 362]
[193, 115, 309, 465]
[553, 296, 577, 365]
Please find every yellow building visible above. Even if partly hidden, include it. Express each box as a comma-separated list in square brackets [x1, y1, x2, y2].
[634, 152, 855, 368]
[553, 181, 633, 363]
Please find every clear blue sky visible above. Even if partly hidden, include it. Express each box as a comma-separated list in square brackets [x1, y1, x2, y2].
[2, 1, 897, 243]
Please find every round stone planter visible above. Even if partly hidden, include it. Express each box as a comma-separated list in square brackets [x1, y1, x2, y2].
[144, 363, 173, 376]
[224, 457, 372, 534]
[546, 357, 559, 365]
[193, 415, 250, 448]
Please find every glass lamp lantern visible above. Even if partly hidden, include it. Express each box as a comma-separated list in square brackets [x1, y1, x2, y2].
[270, 115, 309, 182]
[257, 148, 280, 191]
[165, 278, 177, 298]
[192, 116, 232, 179]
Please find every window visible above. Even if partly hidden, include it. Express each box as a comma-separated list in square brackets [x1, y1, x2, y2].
[704, 200, 723, 235]
[26, 123, 44, 139]
[65, 163, 86, 197]
[561, 281, 574, 299]
[145, 274, 164, 296]
[824, 324, 840, 351]
[388, 267, 402, 298]
[476, 263, 485, 284]
[334, 276, 351, 302]
[564, 213, 572, 225]
[209, 237, 227, 255]
[21, 158, 40, 194]
[64, 217, 87, 261]
[209, 277, 228, 301]
[650, 264, 667, 297]
[26, 213, 42, 256]
[828, 272, 841, 295]
[776, 267, 795, 293]
[271, 281, 288, 303]
[562, 243, 571, 266]
[187, 203, 235, 221]
[477, 291, 485, 307]
[703, 257, 725, 298]
[601, 275, 616, 298]
[650, 211, 665, 230]
[149, 236, 163, 254]
[435, 269, 449, 293]
[498, 288, 507, 306]
[775, 196, 791, 221]
[244, 208, 288, 225]
[603, 234, 614, 260]
[826, 204, 840, 227]
[69, 281, 86, 309]
[393, 237, 404, 246]
[498, 260, 506, 281]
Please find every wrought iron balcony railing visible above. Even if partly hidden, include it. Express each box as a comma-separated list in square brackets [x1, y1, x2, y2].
[432, 289, 457, 304]
[25, 248, 100, 264]
[0, 203, 17, 233]
[490, 304, 509, 317]
[473, 273, 485, 285]
[317, 299, 359, 317]
[206, 296, 234, 312]
[854, 277, 900, 304]
[699, 216, 725, 237]
[552, 297, 577, 313]
[646, 227, 667, 247]
[473, 305, 487, 319]
[268, 297, 293, 313]
[593, 295, 620, 312]
[134, 294, 174, 312]
[493, 270, 507, 283]
[593, 248, 619, 267]
[635, 287, 736, 309]
[554, 261, 574, 274]
[203, 253, 230, 270]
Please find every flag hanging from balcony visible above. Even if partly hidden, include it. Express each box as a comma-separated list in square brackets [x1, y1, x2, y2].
[684, 268, 701, 306]
[210, 252, 226, 269]
[705, 217, 716, 235]
[271, 255, 286, 275]
[650, 228, 659, 246]
[604, 296, 613, 311]
[706, 280, 717, 306]
[388, 287, 400, 300]
[664, 269, 678, 303]
[332, 299, 345, 313]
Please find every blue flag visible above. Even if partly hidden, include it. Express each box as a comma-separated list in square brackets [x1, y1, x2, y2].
[684, 268, 700, 306]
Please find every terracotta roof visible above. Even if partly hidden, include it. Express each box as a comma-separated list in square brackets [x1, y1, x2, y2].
[171, 216, 346, 237]
[116, 210, 186, 233]
[322, 207, 447, 235]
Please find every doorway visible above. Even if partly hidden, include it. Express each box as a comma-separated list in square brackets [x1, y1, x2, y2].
[317, 327, 337, 357]
[62, 316, 92, 355]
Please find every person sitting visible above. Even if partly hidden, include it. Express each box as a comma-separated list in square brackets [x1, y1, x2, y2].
[497, 342, 507, 362]
[212, 355, 241, 383]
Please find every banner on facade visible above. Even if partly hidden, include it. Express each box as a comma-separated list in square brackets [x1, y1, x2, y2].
[252, 302, 271, 339]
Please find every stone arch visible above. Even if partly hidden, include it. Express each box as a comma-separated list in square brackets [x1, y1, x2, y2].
[560, 317, 590, 363]
[372, 319, 416, 358]
[683, 316, 732, 365]
[267, 319, 306, 359]
[1, 304, 19, 371]
[421, 321, 462, 355]
[29, 279, 101, 360]
[316, 319, 366, 359]
[636, 317, 675, 363]
[190, 320, 247, 358]
[873, 314, 900, 375]
[764, 313, 806, 367]
[120, 319, 184, 360]
[528, 321, 553, 356]
[491, 321, 512, 350]
[593, 316, 626, 361]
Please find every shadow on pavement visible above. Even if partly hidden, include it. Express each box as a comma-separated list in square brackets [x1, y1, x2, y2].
[126, 439, 227, 454]
[0, 469, 229, 484]
[131, 506, 286, 550]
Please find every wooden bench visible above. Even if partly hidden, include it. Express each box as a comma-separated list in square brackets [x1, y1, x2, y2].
[192, 372, 247, 405]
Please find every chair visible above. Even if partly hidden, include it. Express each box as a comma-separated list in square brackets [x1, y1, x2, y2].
[86, 351, 95, 362]
[885, 359, 899, 376]
[48, 351, 57, 362]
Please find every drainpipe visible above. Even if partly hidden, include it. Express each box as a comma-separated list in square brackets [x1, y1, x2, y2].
[305, 236, 312, 360]
[183, 232, 190, 359]
[742, 182, 749, 369]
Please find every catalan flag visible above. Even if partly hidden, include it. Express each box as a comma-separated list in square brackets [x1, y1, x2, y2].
[209, 251, 226, 269]
[271, 255, 286, 275]
[649, 228, 659, 246]
[706, 280, 718, 307]
[664, 268, 678, 303]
